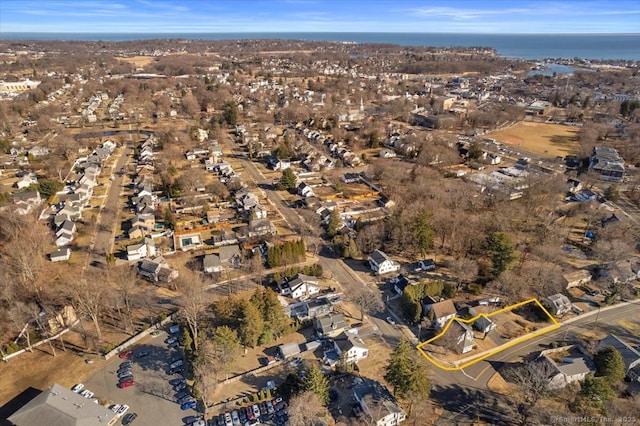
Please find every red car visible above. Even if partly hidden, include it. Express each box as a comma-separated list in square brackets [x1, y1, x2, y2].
[119, 350, 133, 359]
[118, 380, 135, 389]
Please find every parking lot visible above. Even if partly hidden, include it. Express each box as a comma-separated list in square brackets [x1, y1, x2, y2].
[83, 329, 193, 425]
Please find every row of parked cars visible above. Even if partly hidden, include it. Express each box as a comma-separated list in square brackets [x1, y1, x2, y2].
[70, 383, 137, 424]
[212, 398, 288, 426]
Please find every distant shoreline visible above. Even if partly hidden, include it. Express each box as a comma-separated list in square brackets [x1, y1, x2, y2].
[2, 32, 639, 61]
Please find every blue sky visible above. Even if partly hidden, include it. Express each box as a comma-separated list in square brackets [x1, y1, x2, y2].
[1, 0, 639, 33]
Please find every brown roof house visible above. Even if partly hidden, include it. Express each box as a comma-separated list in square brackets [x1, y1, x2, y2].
[423, 297, 457, 329]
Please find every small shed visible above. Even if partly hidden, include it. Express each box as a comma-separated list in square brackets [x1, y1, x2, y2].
[278, 342, 301, 360]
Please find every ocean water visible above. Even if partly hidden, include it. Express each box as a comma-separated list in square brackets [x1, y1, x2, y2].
[2, 32, 639, 61]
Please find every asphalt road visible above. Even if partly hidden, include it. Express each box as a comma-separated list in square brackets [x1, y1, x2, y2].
[91, 146, 131, 261]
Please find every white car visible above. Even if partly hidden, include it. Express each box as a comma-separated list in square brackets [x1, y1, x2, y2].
[109, 404, 121, 412]
[71, 383, 84, 393]
[116, 404, 129, 417]
[80, 390, 94, 399]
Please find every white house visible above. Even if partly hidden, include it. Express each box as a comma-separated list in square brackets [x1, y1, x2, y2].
[368, 249, 400, 275]
[127, 242, 148, 261]
[50, 247, 71, 262]
[289, 274, 321, 300]
[55, 231, 74, 247]
[537, 346, 595, 389]
[203, 254, 223, 273]
[333, 331, 368, 364]
[353, 379, 406, 426]
[423, 297, 457, 329]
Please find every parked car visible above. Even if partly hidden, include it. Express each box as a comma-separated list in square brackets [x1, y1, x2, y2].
[169, 324, 180, 334]
[168, 340, 180, 348]
[266, 400, 275, 415]
[119, 350, 133, 359]
[116, 404, 129, 417]
[80, 390, 94, 399]
[174, 382, 187, 392]
[386, 316, 396, 325]
[181, 400, 197, 411]
[120, 361, 133, 369]
[165, 336, 178, 345]
[259, 402, 268, 416]
[238, 407, 247, 423]
[188, 419, 205, 426]
[121, 412, 138, 425]
[231, 410, 240, 425]
[169, 377, 185, 386]
[168, 366, 183, 375]
[109, 404, 121, 413]
[136, 350, 149, 359]
[252, 404, 261, 418]
[178, 396, 194, 405]
[175, 390, 190, 400]
[118, 380, 135, 389]
[224, 413, 233, 426]
[246, 406, 255, 420]
[118, 370, 133, 379]
[215, 414, 225, 426]
[71, 383, 84, 393]
[170, 359, 184, 369]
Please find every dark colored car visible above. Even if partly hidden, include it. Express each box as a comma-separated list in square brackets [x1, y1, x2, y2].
[181, 400, 197, 410]
[119, 350, 133, 359]
[215, 414, 225, 426]
[121, 412, 138, 425]
[120, 361, 133, 369]
[175, 390, 190, 400]
[178, 396, 194, 405]
[136, 350, 149, 359]
[169, 377, 186, 386]
[174, 382, 187, 392]
[168, 366, 184, 375]
[238, 407, 247, 423]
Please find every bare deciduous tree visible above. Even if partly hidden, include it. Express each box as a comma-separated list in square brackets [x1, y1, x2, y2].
[447, 257, 479, 290]
[348, 287, 383, 321]
[68, 279, 108, 342]
[175, 271, 209, 351]
[288, 391, 331, 426]
[503, 360, 554, 426]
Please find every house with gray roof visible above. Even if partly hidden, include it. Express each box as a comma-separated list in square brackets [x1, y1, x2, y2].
[315, 313, 348, 338]
[537, 345, 595, 389]
[589, 146, 625, 183]
[353, 379, 406, 426]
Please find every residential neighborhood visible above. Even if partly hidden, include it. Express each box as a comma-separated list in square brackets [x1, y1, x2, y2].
[1, 17, 640, 426]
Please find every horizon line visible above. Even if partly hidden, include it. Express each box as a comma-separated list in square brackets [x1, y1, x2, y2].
[2, 31, 639, 35]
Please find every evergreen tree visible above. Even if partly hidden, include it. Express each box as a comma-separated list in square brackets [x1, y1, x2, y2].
[384, 339, 430, 401]
[413, 209, 435, 258]
[486, 231, 516, 278]
[303, 363, 330, 405]
[593, 346, 625, 384]
[237, 300, 263, 348]
[279, 168, 297, 190]
[223, 102, 238, 127]
[327, 209, 342, 238]
[580, 375, 615, 410]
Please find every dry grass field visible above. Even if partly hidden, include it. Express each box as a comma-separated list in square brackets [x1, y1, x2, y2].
[487, 122, 580, 158]
[115, 55, 155, 67]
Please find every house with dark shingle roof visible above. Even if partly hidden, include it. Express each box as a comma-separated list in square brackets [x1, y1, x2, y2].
[598, 334, 640, 382]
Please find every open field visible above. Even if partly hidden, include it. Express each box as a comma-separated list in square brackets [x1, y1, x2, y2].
[115, 56, 155, 67]
[487, 122, 580, 157]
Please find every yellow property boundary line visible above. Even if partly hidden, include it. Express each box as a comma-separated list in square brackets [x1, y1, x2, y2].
[416, 298, 560, 371]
